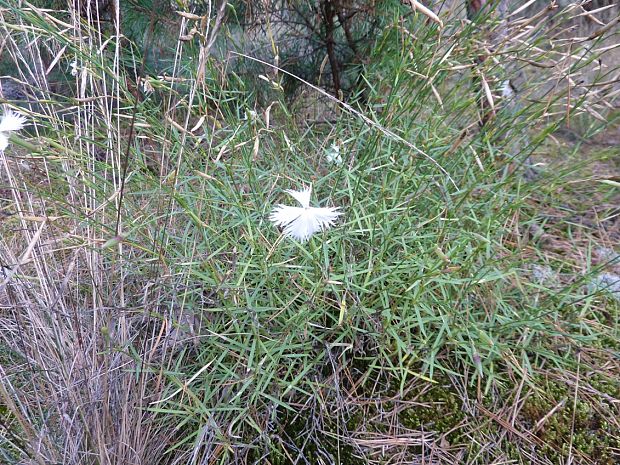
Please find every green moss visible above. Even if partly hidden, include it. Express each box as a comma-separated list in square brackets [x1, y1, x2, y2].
[399, 383, 465, 442]
[520, 377, 620, 464]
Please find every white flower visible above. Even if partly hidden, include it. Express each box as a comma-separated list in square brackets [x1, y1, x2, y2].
[0, 110, 27, 133]
[69, 60, 79, 76]
[244, 109, 258, 121]
[0, 109, 28, 151]
[269, 185, 342, 242]
[325, 143, 342, 165]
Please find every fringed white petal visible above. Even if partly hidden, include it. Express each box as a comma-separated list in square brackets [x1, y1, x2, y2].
[285, 185, 312, 208]
[0, 110, 27, 133]
[284, 209, 317, 242]
[306, 206, 342, 228]
[270, 185, 343, 242]
[269, 204, 342, 243]
[0, 133, 8, 151]
[269, 205, 305, 227]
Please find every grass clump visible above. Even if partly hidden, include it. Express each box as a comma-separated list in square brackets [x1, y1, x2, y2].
[1, 1, 619, 464]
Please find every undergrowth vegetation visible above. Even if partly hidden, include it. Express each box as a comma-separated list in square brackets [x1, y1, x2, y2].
[1, 1, 619, 464]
